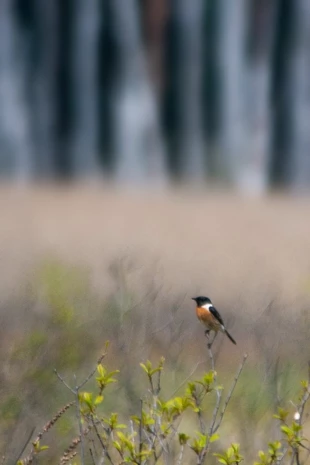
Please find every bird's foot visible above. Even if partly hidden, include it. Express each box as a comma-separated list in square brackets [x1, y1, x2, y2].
[204, 329, 210, 338]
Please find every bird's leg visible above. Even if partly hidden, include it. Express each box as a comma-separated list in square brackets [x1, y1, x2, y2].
[204, 329, 210, 338]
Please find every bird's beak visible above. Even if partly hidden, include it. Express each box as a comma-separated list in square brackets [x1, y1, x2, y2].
[191, 297, 196, 301]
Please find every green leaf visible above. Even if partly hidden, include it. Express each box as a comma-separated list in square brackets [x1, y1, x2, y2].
[38, 445, 49, 451]
[113, 440, 122, 452]
[217, 458, 228, 464]
[281, 425, 292, 435]
[292, 422, 302, 433]
[258, 450, 265, 459]
[178, 433, 190, 445]
[274, 407, 289, 421]
[140, 363, 149, 374]
[231, 443, 240, 452]
[97, 364, 105, 377]
[227, 446, 234, 458]
[186, 382, 196, 396]
[210, 433, 220, 443]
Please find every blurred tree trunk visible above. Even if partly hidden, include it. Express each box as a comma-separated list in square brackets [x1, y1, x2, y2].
[32, 0, 59, 178]
[143, 0, 168, 97]
[241, 0, 277, 194]
[217, 0, 247, 185]
[71, 0, 101, 177]
[173, 0, 205, 179]
[0, 0, 32, 181]
[289, 0, 310, 189]
[270, 0, 294, 186]
[110, 0, 166, 185]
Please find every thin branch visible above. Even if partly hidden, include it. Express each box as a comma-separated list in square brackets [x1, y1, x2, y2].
[207, 344, 215, 373]
[130, 419, 135, 444]
[214, 353, 248, 433]
[170, 360, 205, 397]
[92, 419, 114, 465]
[207, 332, 218, 372]
[153, 418, 182, 464]
[54, 369, 76, 394]
[192, 386, 205, 435]
[156, 367, 162, 396]
[89, 446, 96, 465]
[151, 318, 174, 336]
[14, 426, 36, 463]
[176, 444, 184, 465]
[290, 448, 300, 465]
[297, 361, 310, 426]
[208, 387, 222, 438]
[139, 399, 143, 463]
[278, 448, 288, 464]
[77, 350, 108, 390]
[74, 374, 85, 465]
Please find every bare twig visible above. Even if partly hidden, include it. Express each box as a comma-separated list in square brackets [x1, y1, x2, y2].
[156, 367, 162, 396]
[14, 426, 36, 463]
[54, 349, 110, 465]
[193, 387, 205, 435]
[214, 353, 248, 432]
[89, 446, 96, 465]
[77, 350, 108, 391]
[54, 369, 76, 394]
[208, 387, 222, 438]
[139, 399, 143, 463]
[151, 318, 174, 336]
[170, 360, 205, 397]
[207, 345, 215, 373]
[91, 420, 114, 465]
[74, 374, 85, 465]
[207, 333, 218, 372]
[176, 444, 184, 465]
[290, 448, 300, 465]
[278, 448, 288, 464]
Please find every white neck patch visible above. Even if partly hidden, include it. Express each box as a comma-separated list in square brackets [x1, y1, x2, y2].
[202, 303, 213, 310]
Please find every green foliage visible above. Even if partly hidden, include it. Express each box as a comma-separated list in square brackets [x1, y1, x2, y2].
[13, 344, 310, 465]
[2, 258, 310, 464]
[254, 441, 282, 465]
[214, 443, 243, 464]
[96, 363, 119, 394]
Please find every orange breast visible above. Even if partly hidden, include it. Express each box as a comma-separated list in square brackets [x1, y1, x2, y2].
[196, 306, 221, 331]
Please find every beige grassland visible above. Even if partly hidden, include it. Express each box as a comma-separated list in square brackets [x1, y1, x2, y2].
[1, 184, 310, 302]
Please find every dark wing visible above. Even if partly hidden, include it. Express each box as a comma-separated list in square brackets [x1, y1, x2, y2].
[209, 306, 225, 327]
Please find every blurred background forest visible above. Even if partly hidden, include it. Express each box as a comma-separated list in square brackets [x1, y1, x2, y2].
[1, 0, 310, 191]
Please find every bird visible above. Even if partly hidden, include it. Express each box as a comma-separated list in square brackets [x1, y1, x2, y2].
[192, 296, 236, 345]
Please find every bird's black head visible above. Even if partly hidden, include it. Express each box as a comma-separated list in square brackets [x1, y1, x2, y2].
[191, 296, 211, 306]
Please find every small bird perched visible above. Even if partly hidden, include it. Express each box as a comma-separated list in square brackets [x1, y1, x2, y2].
[192, 296, 236, 345]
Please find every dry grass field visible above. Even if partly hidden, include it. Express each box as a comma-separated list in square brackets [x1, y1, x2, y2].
[1, 183, 310, 300]
[1, 184, 310, 463]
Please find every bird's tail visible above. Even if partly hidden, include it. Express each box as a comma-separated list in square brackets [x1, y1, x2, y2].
[225, 329, 236, 345]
